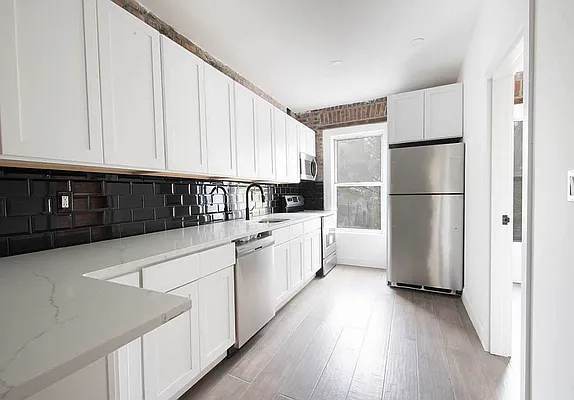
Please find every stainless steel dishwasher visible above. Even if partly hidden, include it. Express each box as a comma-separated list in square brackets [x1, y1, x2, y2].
[234, 231, 276, 348]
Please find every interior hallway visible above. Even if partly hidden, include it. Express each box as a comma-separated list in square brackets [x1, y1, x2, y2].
[182, 266, 517, 400]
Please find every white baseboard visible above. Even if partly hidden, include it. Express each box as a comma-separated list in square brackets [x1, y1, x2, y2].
[337, 258, 385, 269]
[462, 291, 489, 352]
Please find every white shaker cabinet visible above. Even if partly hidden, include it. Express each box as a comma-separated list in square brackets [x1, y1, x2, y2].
[388, 90, 425, 144]
[424, 83, 463, 141]
[143, 281, 200, 400]
[303, 234, 313, 280]
[306, 128, 316, 158]
[297, 124, 316, 157]
[274, 108, 288, 182]
[289, 237, 304, 291]
[256, 98, 276, 181]
[274, 242, 291, 307]
[98, 0, 165, 170]
[0, 0, 103, 164]
[286, 117, 300, 183]
[204, 64, 236, 177]
[311, 230, 322, 274]
[198, 266, 236, 370]
[161, 36, 207, 174]
[234, 83, 258, 179]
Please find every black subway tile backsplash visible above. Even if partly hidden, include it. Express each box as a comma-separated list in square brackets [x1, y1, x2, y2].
[131, 183, 154, 195]
[0, 217, 30, 236]
[145, 219, 166, 233]
[8, 234, 53, 256]
[105, 182, 131, 196]
[132, 208, 154, 222]
[6, 198, 46, 216]
[54, 229, 91, 248]
[119, 222, 145, 238]
[0, 180, 29, 196]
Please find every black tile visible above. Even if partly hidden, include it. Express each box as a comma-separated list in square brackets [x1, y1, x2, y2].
[166, 218, 183, 230]
[54, 229, 91, 248]
[0, 198, 5, 217]
[189, 184, 204, 195]
[0, 237, 8, 257]
[183, 195, 203, 206]
[3, 169, 48, 180]
[0, 217, 30, 236]
[72, 196, 89, 211]
[72, 181, 103, 195]
[119, 222, 145, 238]
[133, 208, 154, 222]
[132, 183, 154, 195]
[199, 215, 212, 225]
[105, 182, 130, 195]
[145, 219, 166, 233]
[0, 180, 29, 196]
[155, 183, 173, 195]
[190, 205, 204, 214]
[8, 233, 53, 256]
[49, 170, 89, 180]
[106, 209, 132, 224]
[174, 206, 191, 217]
[89, 196, 110, 210]
[183, 216, 200, 227]
[30, 180, 71, 196]
[32, 215, 72, 232]
[143, 196, 164, 208]
[166, 195, 182, 206]
[74, 212, 103, 228]
[173, 184, 190, 195]
[90, 226, 119, 242]
[154, 207, 172, 219]
[115, 196, 144, 210]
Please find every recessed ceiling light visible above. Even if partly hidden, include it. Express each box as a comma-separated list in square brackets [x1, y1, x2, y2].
[331, 60, 343, 67]
[411, 38, 425, 46]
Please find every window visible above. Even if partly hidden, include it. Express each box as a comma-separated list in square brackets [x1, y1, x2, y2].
[334, 135, 383, 230]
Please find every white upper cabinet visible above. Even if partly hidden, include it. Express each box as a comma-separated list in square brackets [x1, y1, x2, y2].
[388, 90, 425, 144]
[234, 83, 258, 179]
[274, 108, 288, 182]
[286, 117, 300, 183]
[306, 128, 316, 157]
[256, 98, 275, 181]
[424, 83, 463, 141]
[98, 0, 165, 170]
[161, 36, 207, 174]
[0, 0, 103, 164]
[204, 64, 236, 177]
[297, 124, 307, 155]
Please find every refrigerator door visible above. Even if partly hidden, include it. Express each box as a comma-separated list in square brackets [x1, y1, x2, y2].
[389, 143, 465, 195]
[388, 194, 464, 291]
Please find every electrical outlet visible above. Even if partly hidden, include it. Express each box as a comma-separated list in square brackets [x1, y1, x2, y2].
[57, 192, 73, 212]
[568, 170, 574, 203]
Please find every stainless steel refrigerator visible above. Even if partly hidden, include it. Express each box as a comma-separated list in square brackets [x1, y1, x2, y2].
[388, 143, 464, 294]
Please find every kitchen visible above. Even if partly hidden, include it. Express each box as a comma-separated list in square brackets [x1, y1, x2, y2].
[2, 0, 568, 399]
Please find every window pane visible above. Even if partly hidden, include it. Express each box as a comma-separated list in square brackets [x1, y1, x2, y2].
[336, 136, 381, 183]
[337, 186, 381, 230]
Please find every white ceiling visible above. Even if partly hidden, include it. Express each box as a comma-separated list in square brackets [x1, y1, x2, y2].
[138, 0, 482, 112]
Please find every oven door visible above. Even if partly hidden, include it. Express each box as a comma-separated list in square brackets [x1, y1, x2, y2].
[300, 152, 317, 181]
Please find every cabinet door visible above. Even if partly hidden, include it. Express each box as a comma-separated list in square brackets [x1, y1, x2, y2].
[0, 0, 103, 164]
[256, 98, 275, 180]
[303, 234, 313, 279]
[204, 64, 236, 177]
[424, 83, 463, 140]
[161, 36, 207, 174]
[108, 273, 143, 400]
[388, 90, 424, 144]
[143, 281, 200, 400]
[98, 0, 165, 170]
[297, 124, 307, 155]
[289, 238, 303, 290]
[286, 118, 301, 183]
[274, 108, 288, 182]
[312, 230, 322, 274]
[198, 266, 236, 370]
[306, 128, 316, 157]
[235, 83, 258, 179]
[274, 243, 290, 307]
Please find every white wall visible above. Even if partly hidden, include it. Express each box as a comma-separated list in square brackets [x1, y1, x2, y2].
[530, 0, 574, 397]
[323, 123, 387, 269]
[457, 0, 526, 349]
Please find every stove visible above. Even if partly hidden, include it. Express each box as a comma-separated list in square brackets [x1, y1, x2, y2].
[280, 195, 305, 213]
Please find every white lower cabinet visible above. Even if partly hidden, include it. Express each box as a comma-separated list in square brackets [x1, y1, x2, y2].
[289, 237, 304, 291]
[303, 234, 313, 280]
[274, 242, 291, 306]
[198, 267, 236, 370]
[143, 282, 200, 400]
[311, 230, 322, 274]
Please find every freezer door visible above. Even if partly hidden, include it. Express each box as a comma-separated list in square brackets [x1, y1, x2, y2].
[389, 143, 465, 194]
[388, 194, 463, 291]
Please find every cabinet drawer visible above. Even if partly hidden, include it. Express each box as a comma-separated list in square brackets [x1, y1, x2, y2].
[273, 227, 290, 245]
[142, 253, 200, 293]
[199, 243, 236, 278]
[289, 223, 304, 239]
[304, 219, 321, 234]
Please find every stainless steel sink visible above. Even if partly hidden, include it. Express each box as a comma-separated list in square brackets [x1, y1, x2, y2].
[257, 218, 289, 224]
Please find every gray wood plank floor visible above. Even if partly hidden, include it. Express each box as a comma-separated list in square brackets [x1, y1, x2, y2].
[182, 266, 517, 400]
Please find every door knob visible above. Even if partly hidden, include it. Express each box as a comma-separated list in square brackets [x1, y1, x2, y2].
[502, 215, 511, 225]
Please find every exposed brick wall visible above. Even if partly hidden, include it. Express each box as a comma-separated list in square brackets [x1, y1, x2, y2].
[114, 0, 285, 111]
[294, 97, 387, 180]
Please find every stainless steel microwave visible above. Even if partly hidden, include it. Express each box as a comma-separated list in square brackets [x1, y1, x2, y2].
[300, 152, 317, 181]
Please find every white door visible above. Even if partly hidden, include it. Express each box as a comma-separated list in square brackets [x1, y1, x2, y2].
[388, 90, 424, 144]
[0, 0, 103, 164]
[161, 36, 207, 174]
[490, 75, 515, 357]
[424, 83, 463, 140]
[204, 64, 236, 177]
[235, 83, 258, 179]
[107, 273, 143, 400]
[297, 124, 307, 155]
[274, 243, 290, 307]
[98, 0, 165, 170]
[198, 267, 236, 370]
[306, 128, 316, 157]
[256, 98, 275, 180]
[311, 230, 322, 273]
[286, 118, 300, 183]
[303, 234, 313, 279]
[274, 109, 288, 182]
[289, 238, 303, 290]
[143, 281, 200, 400]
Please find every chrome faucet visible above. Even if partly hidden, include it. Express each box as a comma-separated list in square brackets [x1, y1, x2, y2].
[245, 184, 265, 221]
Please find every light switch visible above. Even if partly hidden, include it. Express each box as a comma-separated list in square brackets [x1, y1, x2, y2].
[568, 170, 574, 202]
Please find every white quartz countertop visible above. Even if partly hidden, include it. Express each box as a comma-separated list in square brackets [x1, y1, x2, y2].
[0, 211, 333, 400]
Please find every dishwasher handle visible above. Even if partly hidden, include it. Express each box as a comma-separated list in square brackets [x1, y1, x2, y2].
[236, 236, 275, 258]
